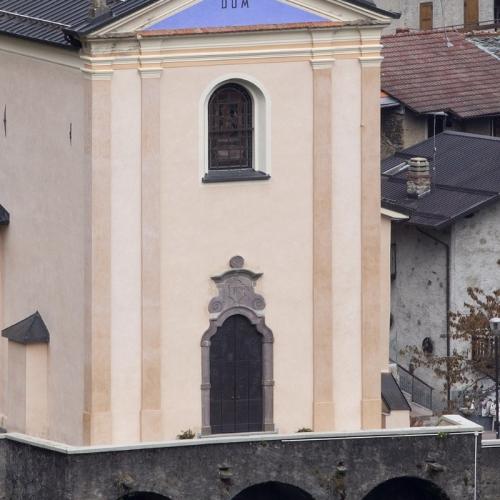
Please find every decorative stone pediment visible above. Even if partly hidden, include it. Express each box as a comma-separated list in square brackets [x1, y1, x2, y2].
[90, 0, 393, 37]
[208, 257, 265, 318]
[144, 0, 328, 31]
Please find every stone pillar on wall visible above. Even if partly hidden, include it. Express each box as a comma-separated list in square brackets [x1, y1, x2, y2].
[360, 56, 383, 430]
[311, 59, 335, 432]
[82, 67, 113, 445]
[139, 64, 163, 442]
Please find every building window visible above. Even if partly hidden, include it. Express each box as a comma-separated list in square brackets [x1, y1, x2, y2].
[419, 2, 433, 31]
[209, 83, 253, 171]
[464, 0, 479, 30]
[203, 80, 270, 183]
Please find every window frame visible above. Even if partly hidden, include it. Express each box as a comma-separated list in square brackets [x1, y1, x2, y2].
[201, 76, 270, 183]
[419, 2, 433, 31]
[208, 83, 254, 172]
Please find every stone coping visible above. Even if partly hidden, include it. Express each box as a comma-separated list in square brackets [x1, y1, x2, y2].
[0, 415, 481, 456]
[482, 439, 500, 447]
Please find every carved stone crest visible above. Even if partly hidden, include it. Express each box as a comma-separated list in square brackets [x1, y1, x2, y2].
[208, 257, 265, 317]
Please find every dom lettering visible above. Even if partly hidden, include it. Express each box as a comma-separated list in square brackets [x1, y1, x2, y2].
[221, 0, 250, 7]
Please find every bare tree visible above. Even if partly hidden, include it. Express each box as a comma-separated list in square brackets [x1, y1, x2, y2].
[402, 287, 500, 412]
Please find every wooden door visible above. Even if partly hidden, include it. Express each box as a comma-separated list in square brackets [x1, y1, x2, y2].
[464, 0, 479, 30]
[420, 2, 433, 31]
[210, 315, 263, 434]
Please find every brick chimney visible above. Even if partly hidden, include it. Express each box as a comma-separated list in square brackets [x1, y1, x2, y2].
[406, 157, 431, 198]
[89, 0, 110, 18]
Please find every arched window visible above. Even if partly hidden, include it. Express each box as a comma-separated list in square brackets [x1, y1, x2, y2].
[208, 83, 253, 171]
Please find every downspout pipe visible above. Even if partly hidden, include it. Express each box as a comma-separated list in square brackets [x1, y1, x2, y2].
[416, 227, 451, 408]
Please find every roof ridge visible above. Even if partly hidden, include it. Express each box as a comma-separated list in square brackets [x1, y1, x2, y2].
[442, 130, 500, 142]
[384, 177, 499, 197]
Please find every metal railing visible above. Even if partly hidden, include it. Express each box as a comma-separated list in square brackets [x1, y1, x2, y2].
[472, 335, 496, 366]
[393, 362, 433, 410]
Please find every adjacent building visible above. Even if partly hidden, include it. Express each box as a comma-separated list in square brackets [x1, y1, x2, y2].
[375, 0, 498, 33]
[382, 131, 500, 410]
[381, 30, 500, 159]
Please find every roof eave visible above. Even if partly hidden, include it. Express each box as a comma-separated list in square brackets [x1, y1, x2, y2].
[63, 0, 159, 41]
[343, 0, 400, 19]
[0, 29, 79, 50]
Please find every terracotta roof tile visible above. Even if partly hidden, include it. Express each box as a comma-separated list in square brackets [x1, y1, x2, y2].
[381, 30, 500, 119]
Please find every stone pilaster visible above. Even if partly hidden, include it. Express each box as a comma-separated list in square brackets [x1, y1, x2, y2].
[82, 68, 113, 445]
[139, 66, 163, 441]
[360, 57, 383, 430]
[311, 60, 335, 431]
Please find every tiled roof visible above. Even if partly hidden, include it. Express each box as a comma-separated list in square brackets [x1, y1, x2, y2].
[0, 0, 398, 48]
[381, 30, 500, 119]
[381, 131, 500, 229]
[0, 0, 157, 47]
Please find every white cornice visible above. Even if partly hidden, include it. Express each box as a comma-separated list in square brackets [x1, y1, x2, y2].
[81, 68, 114, 80]
[138, 68, 163, 78]
[81, 26, 381, 66]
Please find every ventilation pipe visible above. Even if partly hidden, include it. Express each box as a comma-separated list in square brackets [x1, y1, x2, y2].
[89, 0, 110, 18]
[406, 157, 431, 198]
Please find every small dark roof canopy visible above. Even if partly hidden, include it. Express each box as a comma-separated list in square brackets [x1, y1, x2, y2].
[381, 31, 500, 119]
[0, 205, 8, 225]
[381, 131, 500, 229]
[2, 312, 50, 344]
[381, 372, 411, 412]
[0, 0, 398, 48]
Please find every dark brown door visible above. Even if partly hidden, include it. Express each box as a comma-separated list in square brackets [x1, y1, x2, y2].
[464, 0, 479, 30]
[420, 2, 433, 30]
[210, 315, 263, 434]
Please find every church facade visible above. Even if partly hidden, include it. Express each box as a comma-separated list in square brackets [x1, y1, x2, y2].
[0, 0, 404, 446]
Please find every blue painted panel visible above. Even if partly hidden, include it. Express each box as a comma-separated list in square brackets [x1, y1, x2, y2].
[146, 0, 328, 30]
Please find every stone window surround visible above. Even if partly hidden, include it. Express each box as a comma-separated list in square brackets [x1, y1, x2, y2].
[200, 261, 274, 435]
[200, 75, 271, 183]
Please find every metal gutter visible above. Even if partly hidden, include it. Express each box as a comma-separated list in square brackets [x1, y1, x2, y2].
[416, 227, 451, 408]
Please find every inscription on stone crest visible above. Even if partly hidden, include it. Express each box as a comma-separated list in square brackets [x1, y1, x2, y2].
[209, 258, 265, 317]
[221, 0, 249, 8]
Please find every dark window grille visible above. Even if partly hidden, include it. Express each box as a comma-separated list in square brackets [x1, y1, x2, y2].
[208, 83, 253, 171]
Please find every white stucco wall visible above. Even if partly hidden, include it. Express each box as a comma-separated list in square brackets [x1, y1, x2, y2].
[0, 38, 86, 444]
[88, 53, 373, 439]
[158, 61, 316, 438]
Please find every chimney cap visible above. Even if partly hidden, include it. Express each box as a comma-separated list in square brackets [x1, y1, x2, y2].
[408, 157, 430, 167]
[407, 157, 431, 198]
